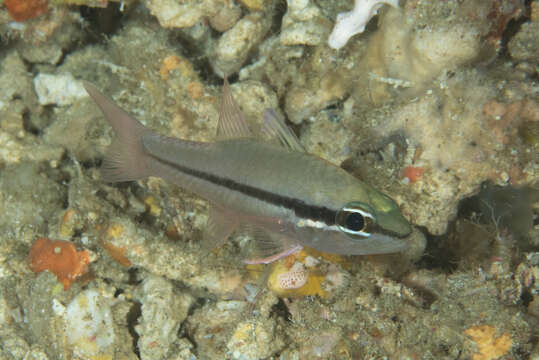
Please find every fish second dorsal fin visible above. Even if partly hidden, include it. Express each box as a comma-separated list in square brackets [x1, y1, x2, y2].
[260, 108, 306, 152]
[217, 77, 252, 140]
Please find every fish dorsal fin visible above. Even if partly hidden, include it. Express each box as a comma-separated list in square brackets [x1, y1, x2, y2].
[217, 77, 252, 140]
[261, 108, 306, 152]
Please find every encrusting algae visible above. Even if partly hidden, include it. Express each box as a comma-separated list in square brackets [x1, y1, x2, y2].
[29, 237, 90, 290]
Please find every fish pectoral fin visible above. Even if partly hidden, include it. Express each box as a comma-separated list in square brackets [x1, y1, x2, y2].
[202, 206, 239, 250]
[260, 108, 306, 152]
[217, 77, 253, 140]
[242, 227, 302, 264]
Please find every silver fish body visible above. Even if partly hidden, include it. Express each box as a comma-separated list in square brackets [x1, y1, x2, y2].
[84, 80, 412, 262]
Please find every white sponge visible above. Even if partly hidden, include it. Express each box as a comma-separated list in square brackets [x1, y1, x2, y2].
[328, 0, 399, 49]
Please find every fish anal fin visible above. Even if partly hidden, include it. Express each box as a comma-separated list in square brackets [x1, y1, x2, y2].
[202, 206, 239, 251]
[242, 227, 302, 264]
[217, 77, 252, 140]
[260, 109, 305, 152]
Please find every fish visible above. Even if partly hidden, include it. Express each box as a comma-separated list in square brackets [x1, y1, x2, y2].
[84, 79, 412, 264]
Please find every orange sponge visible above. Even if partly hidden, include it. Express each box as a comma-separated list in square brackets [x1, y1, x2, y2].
[29, 237, 90, 290]
[4, 0, 48, 22]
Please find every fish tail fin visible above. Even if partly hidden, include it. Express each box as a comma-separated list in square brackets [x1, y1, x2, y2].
[84, 82, 153, 182]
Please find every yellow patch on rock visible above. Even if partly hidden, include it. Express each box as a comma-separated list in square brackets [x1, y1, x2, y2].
[464, 325, 512, 360]
[238, 0, 264, 11]
[144, 195, 162, 217]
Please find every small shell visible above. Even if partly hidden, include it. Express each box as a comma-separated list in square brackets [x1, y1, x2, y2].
[277, 262, 308, 289]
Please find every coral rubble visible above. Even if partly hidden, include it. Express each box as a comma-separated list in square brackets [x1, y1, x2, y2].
[0, 0, 537, 358]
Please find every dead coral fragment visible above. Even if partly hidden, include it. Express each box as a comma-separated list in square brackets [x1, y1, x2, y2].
[464, 325, 512, 360]
[100, 224, 132, 267]
[4, 0, 48, 22]
[29, 237, 90, 290]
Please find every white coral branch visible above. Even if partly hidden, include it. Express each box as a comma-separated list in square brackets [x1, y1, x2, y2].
[328, 0, 399, 49]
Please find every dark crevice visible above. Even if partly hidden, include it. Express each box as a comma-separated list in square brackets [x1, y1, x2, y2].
[52, 51, 67, 68]
[127, 267, 142, 285]
[500, 17, 530, 57]
[72, 228, 83, 239]
[323, 103, 344, 118]
[174, 30, 221, 86]
[24, 104, 54, 134]
[169, 24, 218, 60]
[458, 181, 537, 249]
[271, 0, 287, 34]
[521, 289, 533, 307]
[178, 322, 198, 355]
[80, 2, 126, 44]
[61, 192, 69, 211]
[93, 158, 103, 169]
[195, 57, 223, 86]
[415, 181, 538, 273]
[53, 154, 73, 185]
[271, 298, 292, 321]
[134, 210, 158, 229]
[79, 158, 102, 170]
[126, 301, 142, 358]
[225, 72, 240, 85]
[168, 27, 222, 86]
[188, 297, 208, 317]
[372, 284, 382, 297]
[415, 229, 458, 273]
[178, 297, 208, 355]
[22, 110, 40, 136]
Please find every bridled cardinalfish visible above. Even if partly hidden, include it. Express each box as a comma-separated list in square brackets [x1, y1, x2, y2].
[84, 79, 412, 264]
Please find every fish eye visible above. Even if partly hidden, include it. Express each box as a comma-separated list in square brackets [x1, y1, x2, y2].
[336, 202, 376, 238]
[346, 212, 365, 232]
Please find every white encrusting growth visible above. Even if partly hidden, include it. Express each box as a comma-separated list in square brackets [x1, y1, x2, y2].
[328, 0, 399, 49]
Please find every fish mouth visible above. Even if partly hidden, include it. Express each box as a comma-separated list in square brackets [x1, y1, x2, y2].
[360, 183, 412, 238]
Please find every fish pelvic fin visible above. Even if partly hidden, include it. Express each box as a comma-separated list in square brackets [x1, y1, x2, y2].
[84, 82, 153, 182]
[202, 206, 239, 251]
[242, 226, 302, 264]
